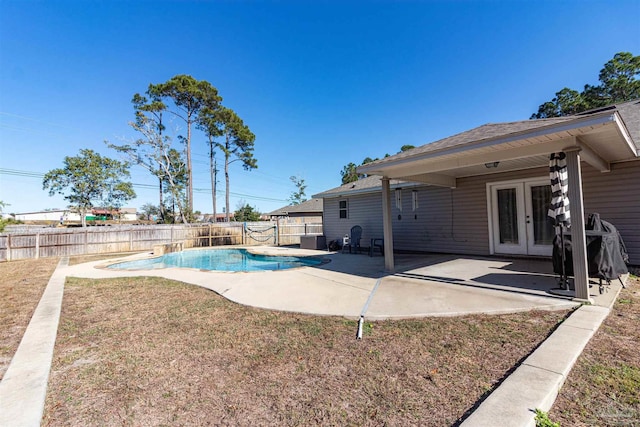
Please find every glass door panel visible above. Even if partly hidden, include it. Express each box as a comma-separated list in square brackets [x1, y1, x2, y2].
[530, 185, 554, 246]
[491, 183, 527, 255]
[497, 188, 519, 244]
[525, 182, 554, 256]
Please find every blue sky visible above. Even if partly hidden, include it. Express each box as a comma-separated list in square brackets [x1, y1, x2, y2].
[1, 0, 639, 215]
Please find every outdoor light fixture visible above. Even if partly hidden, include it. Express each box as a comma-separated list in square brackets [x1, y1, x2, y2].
[484, 161, 500, 169]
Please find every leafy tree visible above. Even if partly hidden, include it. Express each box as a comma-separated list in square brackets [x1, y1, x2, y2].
[233, 202, 261, 222]
[400, 144, 415, 152]
[532, 52, 640, 118]
[139, 203, 160, 221]
[340, 147, 406, 184]
[160, 148, 189, 223]
[109, 96, 190, 223]
[109, 88, 169, 221]
[531, 88, 589, 119]
[0, 200, 10, 232]
[588, 52, 640, 106]
[154, 75, 222, 213]
[362, 157, 377, 164]
[341, 162, 361, 184]
[289, 175, 307, 205]
[42, 149, 135, 227]
[197, 94, 224, 220]
[201, 106, 257, 222]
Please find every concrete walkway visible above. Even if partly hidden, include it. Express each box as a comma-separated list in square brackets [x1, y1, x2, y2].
[0, 258, 68, 427]
[0, 248, 625, 426]
[460, 304, 614, 427]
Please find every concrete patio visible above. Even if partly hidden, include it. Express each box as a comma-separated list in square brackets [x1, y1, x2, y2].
[62, 247, 621, 318]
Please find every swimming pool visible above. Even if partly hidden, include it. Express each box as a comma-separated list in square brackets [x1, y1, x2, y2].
[107, 248, 324, 272]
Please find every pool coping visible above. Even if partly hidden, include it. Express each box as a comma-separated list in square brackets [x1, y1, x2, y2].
[95, 246, 332, 272]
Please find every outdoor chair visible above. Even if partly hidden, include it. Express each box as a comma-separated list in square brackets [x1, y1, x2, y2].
[343, 225, 363, 254]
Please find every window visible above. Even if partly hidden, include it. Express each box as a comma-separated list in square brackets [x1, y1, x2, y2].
[339, 200, 348, 219]
[412, 190, 418, 211]
[395, 189, 402, 211]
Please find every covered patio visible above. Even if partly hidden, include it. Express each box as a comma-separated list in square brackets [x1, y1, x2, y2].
[358, 107, 638, 303]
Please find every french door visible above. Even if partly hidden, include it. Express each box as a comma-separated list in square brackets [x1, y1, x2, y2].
[489, 179, 555, 256]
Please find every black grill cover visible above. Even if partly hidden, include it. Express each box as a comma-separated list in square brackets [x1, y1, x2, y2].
[552, 213, 629, 281]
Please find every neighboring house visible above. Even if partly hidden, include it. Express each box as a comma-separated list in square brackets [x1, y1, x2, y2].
[314, 100, 640, 300]
[198, 213, 231, 223]
[91, 207, 138, 221]
[119, 207, 138, 221]
[268, 198, 323, 223]
[314, 176, 410, 243]
[15, 208, 138, 222]
[15, 210, 80, 222]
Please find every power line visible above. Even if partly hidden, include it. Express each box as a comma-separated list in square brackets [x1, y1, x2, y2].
[0, 111, 78, 130]
[0, 168, 287, 203]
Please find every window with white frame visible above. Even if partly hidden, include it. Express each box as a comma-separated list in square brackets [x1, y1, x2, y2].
[339, 199, 348, 219]
[412, 190, 418, 211]
[395, 189, 402, 211]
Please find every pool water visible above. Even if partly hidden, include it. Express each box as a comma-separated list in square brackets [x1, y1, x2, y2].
[107, 248, 323, 272]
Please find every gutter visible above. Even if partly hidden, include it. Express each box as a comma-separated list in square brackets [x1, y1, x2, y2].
[312, 181, 419, 199]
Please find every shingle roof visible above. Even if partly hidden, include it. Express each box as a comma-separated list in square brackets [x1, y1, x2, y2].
[313, 176, 408, 198]
[362, 117, 575, 168]
[603, 99, 640, 147]
[362, 99, 640, 170]
[267, 198, 323, 216]
[315, 100, 640, 198]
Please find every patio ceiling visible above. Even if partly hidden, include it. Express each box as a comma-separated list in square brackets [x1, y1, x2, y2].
[358, 111, 638, 187]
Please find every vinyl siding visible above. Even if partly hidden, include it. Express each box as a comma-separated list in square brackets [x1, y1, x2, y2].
[322, 159, 640, 264]
[392, 167, 550, 255]
[323, 193, 384, 246]
[582, 160, 640, 265]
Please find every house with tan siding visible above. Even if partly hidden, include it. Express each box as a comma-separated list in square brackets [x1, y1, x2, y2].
[267, 198, 323, 223]
[314, 100, 640, 301]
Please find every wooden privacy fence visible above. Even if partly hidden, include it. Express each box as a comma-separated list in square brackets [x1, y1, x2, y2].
[0, 222, 323, 261]
[276, 222, 323, 246]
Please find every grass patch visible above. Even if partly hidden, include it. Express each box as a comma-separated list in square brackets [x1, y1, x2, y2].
[43, 276, 571, 426]
[0, 257, 59, 379]
[550, 277, 640, 425]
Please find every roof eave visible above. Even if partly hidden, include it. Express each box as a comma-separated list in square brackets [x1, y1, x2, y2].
[358, 111, 618, 176]
[613, 112, 639, 157]
[313, 181, 418, 198]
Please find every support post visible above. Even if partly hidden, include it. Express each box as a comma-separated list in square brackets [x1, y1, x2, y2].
[35, 233, 40, 259]
[7, 234, 11, 261]
[381, 177, 395, 272]
[564, 148, 592, 303]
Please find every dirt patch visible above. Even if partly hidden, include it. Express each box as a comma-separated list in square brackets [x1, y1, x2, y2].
[0, 257, 59, 379]
[550, 276, 640, 426]
[43, 276, 571, 426]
